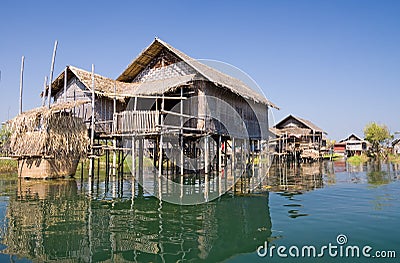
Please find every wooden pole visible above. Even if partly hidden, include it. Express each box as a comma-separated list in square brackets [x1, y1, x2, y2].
[73, 89, 76, 115]
[47, 40, 58, 108]
[19, 56, 24, 114]
[112, 81, 117, 176]
[89, 64, 95, 178]
[64, 66, 68, 102]
[41, 76, 47, 107]
[139, 137, 143, 180]
[180, 87, 184, 177]
[232, 137, 235, 171]
[158, 105, 164, 178]
[205, 136, 209, 174]
[218, 135, 222, 173]
[132, 136, 136, 179]
[158, 57, 165, 178]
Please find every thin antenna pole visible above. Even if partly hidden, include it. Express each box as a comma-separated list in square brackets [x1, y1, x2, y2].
[42, 76, 48, 107]
[19, 56, 25, 114]
[47, 40, 58, 108]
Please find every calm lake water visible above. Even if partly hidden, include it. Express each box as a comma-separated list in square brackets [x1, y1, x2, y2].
[0, 160, 399, 262]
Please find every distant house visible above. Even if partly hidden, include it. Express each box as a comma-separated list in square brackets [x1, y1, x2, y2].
[273, 114, 327, 146]
[333, 142, 346, 156]
[335, 133, 367, 156]
[272, 115, 327, 161]
[392, 139, 400, 154]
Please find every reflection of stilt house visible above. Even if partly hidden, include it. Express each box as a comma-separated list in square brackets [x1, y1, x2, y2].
[42, 38, 277, 178]
[271, 115, 327, 162]
[4, 180, 271, 262]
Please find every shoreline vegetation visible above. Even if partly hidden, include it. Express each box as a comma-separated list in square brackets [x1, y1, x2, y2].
[347, 154, 370, 166]
[0, 158, 17, 173]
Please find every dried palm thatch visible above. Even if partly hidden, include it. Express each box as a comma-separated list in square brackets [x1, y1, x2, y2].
[8, 101, 88, 163]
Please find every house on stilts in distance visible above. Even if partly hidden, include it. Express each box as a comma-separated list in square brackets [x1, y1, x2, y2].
[9, 38, 278, 186]
[270, 114, 327, 162]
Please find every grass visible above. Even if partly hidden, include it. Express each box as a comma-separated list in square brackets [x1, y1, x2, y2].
[387, 154, 400, 163]
[0, 158, 18, 173]
[347, 154, 369, 166]
[322, 153, 343, 160]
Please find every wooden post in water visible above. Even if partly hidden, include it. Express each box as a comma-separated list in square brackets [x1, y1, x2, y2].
[232, 137, 236, 193]
[132, 136, 136, 179]
[158, 107, 164, 178]
[252, 140, 255, 177]
[158, 57, 165, 179]
[105, 146, 109, 181]
[121, 149, 124, 178]
[19, 56, 24, 114]
[218, 135, 222, 173]
[232, 137, 235, 171]
[180, 87, 184, 177]
[97, 154, 100, 181]
[81, 161, 84, 182]
[205, 136, 209, 174]
[89, 64, 95, 178]
[112, 81, 117, 176]
[47, 40, 58, 108]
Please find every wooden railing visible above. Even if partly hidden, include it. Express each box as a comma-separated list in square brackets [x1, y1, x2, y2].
[113, 110, 159, 134]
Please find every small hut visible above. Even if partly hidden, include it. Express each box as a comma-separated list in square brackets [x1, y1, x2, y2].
[8, 101, 88, 178]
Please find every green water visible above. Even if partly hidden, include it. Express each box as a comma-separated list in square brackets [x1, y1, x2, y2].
[0, 161, 399, 262]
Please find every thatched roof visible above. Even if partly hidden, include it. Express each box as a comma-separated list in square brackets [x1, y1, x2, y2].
[130, 74, 197, 95]
[8, 101, 88, 159]
[274, 114, 327, 134]
[273, 127, 316, 138]
[48, 65, 198, 99]
[47, 66, 134, 99]
[117, 38, 278, 108]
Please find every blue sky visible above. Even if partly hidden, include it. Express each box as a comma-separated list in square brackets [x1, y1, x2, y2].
[1, 0, 399, 140]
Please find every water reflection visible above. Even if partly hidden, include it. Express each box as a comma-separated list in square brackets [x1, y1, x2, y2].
[2, 160, 400, 262]
[265, 162, 324, 192]
[1, 179, 272, 262]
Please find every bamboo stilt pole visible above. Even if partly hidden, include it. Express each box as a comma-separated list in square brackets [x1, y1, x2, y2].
[218, 135, 222, 173]
[47, 40, 58, 108]
[180, 87, 184, 177]
[89, 64, 95, 178]
[132, 136, 136, 179]
[139, 137, 143, 180]
[158, 56, 165, 179]
[19, 56, 24, 114]
[205, 136, 209, 174]
[113, 81, 117, 176]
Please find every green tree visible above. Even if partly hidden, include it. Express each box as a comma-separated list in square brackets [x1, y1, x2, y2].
[0, 124, 11, 153]
[363, 122, 391, 157]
